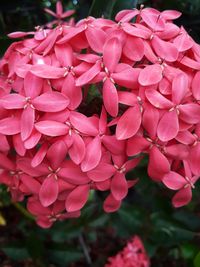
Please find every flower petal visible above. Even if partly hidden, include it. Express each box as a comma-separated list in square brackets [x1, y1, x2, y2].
[65, 184, 90, 212]
[33, 92, 69, 112]
[103, 79, 118, 117]
[163, 171, 186, 190]
[139, 64, 163, 86]
[148, 146, 170, 181]
[85, 26, 107, 53]
[157, 110, 179, 142]
[116, 105, 141, 140]
[0, 117, 20, 135]
[39, 175, 59, 207]
[103, 193, 121, 213]
[1, 94, 24, 109]
[111, 172, 128, 201]
[21, 106, 35, 141]
[24, 72, 43, 98]
[145, 89, 173, 109]
[35, 121, 68, 136]
[68, 132, 85, 165]
[81, 136, 102, 172]
[87, 162, 115, 182]
[152, 35, 179, 62]
[172, 187, 192, 208]
[103, 37, 122, 73]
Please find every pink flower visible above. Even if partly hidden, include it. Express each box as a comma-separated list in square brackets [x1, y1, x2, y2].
[105, 235, 150, 267]
[0, 3, 200, 227]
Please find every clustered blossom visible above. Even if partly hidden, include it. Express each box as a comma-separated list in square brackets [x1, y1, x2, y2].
[105, 235, 150, 267]
[0, 2, 200, 228]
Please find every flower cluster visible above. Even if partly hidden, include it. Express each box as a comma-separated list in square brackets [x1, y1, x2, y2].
[0, 2, 200, 227]
[105, 235, 150, 267]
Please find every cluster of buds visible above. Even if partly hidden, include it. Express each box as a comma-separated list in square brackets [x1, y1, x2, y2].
[105, 235, 150, 267]
[0, 2, 200, 227]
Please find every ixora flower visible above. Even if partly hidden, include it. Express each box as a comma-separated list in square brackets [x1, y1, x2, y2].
[105, 235, 150, 267]
[0, 1, 200, 228]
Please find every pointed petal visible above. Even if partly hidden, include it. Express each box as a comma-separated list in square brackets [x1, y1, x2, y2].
[152, 35, 179, 62]
[161, 10, 182, 20]
[179, 104, 200, 124]
[62, 74, 82, 110]
[139, 64, 163, 86]
[102, 135, 125, 155]
[192, 71, 200, 100]
[24, 130, 41, 149]
[24, 72, 43, 98]
[0, 117, 20, 135]
[116, 105, 141, 140]
[103, 37, 122, 73]
[173, 31, 193, 52]
[13, 134, 26, 156]
[31, 143, 48, 167]
[112, 67, 140, 89]
[172, 73, 188, 104]
[148, 146, 170, 181]
[123, 36, 144, 61]
[189, 143, 200, 175]
[165, 144, 189, 159]
[39, 175, 59, 207]
[1, 94, 24, 109]
[85, 26, 107, 53]
[87, 163, 115, 182]
[47, 140, 68, 169]
[127, 136, 149, 156]
[70, 112, 98, 136]
[31, 64, 65, 79]
[103, 193, 121, 213]
[20, 174, 41, 194]
[55, 44, 73, 66]
[76, 62, 101, 87]
[99, 106, 107, 135]
[35, 121, 68, 136]
[81, 136, 102, 172]
[172, 187, 192, 208]
[103, 79, 118, 117]
[142, 105, 160, 137]
[157, 110, 179, 142]
[163, 171, 186, 190]
[33, 92, 69, 112]
[175, 131, 195, 145]
[145, 89, 173, 109]
[65, 184, 90, 212]
[115, 9, 139, 22]
[59, 161, 90, 185]
[21, 106, 35, 141]
[111, 172, 128, 201]
[0, 153, 15, 170]
[68, 132, 85, 165]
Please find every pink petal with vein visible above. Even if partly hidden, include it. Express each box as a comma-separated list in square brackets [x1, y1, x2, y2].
[81, 136, 101, 172]
[116, 105, 141, 140]
[157, 110, 179, 142]
[39, 175, 59, 207]
[35, 121, 68, 136]
[65, 184, 90, 212]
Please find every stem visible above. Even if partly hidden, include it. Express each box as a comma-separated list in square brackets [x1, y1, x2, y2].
[13, 202, 35, 221]
[79, 234, 92, 266]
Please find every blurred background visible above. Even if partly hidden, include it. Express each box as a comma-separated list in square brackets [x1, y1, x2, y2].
[0, 0, 200, 266]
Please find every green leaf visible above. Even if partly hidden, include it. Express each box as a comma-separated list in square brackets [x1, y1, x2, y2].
[2, 246, 29, 261]
[89, 0, 138, 19]
[194, 251, 200, 267]
[112, 0, 138, 19]
[181, 243, 199, 260]
[47, 249, 83, 266]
